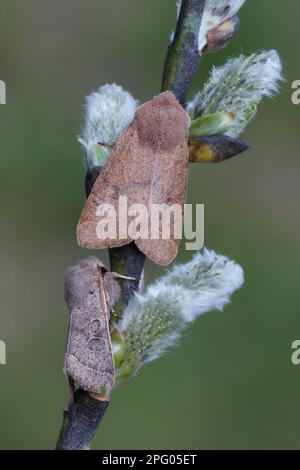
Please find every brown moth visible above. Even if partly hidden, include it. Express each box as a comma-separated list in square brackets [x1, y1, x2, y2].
[64, 256, 122, 395]
[77, 91, 191, 266]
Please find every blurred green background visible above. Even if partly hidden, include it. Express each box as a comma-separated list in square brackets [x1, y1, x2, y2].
[0, 0, 299, 450]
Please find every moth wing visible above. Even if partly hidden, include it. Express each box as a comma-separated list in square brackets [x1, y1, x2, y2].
[64, 308, 115, 394]
[77, 91, 190, 266]
[77, 120, 157, 250]
[64, 258, 115, 394]
[89, 312, 115, 394]
[76, 125, 133, 249]
[135, 141, 189, 265]
[131, 92, 190, 265]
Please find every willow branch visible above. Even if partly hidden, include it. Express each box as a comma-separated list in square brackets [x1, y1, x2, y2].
[56, 391, 109, 450]
[161, 0, 205, 105]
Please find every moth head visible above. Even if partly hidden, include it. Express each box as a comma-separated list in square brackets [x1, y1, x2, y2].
[136, 91, 190, 151]
[64, 256, 107, 304]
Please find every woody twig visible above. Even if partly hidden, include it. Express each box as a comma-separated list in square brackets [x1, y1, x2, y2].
[162, 0, 205, 105]
[56, 390, 109, 451]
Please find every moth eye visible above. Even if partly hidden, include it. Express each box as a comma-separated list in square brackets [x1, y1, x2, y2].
[89, 318, 101, 334]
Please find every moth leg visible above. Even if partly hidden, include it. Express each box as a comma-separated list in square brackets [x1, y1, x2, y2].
[88, 391, 110, 402]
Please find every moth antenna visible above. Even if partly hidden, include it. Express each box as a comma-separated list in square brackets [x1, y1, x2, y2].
[111, 272, 136, 281]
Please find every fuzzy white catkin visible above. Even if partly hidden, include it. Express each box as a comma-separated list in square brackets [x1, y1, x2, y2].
[118, 249, 244, 373]
[159, 248, 244, 322]
[176, 0, 246, 52]
[188, 50, 283, 137]
[78, 84, 138, 169]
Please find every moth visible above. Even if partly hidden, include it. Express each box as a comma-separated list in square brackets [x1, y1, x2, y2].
[64, 256, 123, 396]
[77, 91, 191, 266]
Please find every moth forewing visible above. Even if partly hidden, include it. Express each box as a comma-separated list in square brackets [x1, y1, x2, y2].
[98, 265, 109, 316]
[64, 257, 118, 395]
[77, 91, 191, 266]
